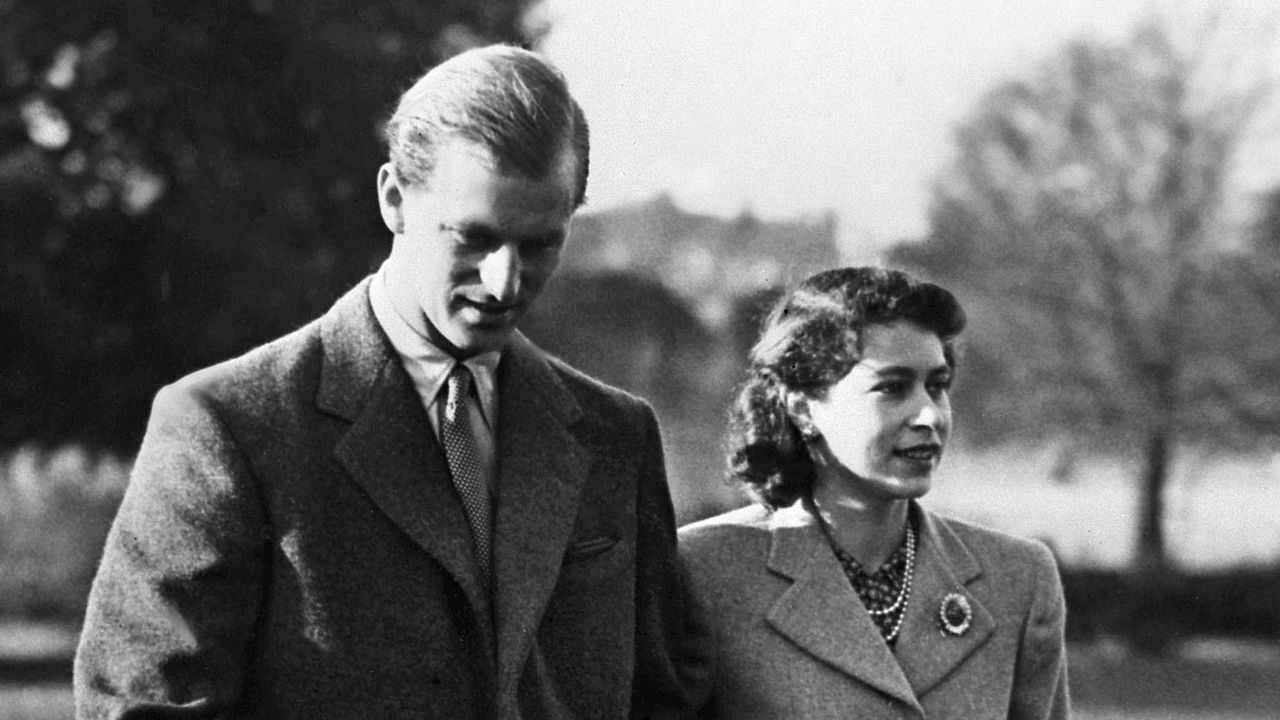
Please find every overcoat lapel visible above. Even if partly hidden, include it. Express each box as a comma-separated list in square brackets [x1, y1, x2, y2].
[490, 334, 590, 693]
[318, 280, 492, 630]
[895, 505, 996, 697]
[764, 504, 921, 711]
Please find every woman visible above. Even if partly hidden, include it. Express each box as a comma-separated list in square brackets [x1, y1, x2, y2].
[676, 267, 1069, 719]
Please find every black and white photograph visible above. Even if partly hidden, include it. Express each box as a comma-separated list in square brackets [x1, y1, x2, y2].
[2, 0, 1278, 717]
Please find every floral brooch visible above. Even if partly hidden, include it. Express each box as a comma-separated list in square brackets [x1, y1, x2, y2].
[938, 592, 973, 637]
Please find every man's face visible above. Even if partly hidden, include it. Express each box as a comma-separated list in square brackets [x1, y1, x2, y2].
[378, 140, 578, 357]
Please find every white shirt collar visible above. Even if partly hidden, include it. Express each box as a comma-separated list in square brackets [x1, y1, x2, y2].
[368, 263, 501, 429]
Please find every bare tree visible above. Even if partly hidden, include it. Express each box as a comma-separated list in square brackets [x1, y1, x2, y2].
[895, 11, 1280, 570]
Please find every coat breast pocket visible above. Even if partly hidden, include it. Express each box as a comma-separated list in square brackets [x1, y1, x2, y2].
[559, 533, 630, 587]
[564, 534, 619, 561]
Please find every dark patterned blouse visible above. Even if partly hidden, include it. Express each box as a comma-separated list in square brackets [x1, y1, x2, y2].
[816, 512, 916, 645]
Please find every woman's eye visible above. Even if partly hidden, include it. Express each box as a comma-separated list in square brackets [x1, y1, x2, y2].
[927, 379, 953, 397]
[874, 380, 908, 395]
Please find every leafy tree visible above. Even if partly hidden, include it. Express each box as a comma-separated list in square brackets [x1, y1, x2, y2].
[0, 0, 541, 450]
[893, 12, 1280, 571]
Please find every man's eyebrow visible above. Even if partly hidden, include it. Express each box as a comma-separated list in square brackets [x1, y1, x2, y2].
[439, 221, 494, 234]
[439, 222, 565, 242]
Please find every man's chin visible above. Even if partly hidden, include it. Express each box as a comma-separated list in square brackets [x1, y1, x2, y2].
[444, 324, 516, 357]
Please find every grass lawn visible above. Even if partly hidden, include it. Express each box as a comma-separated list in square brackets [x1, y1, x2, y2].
[3, 640, 1278, 719]
[1069, 638, 1280, 720]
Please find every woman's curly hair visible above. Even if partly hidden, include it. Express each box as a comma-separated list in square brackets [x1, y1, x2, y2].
[726, 266, 966, 509]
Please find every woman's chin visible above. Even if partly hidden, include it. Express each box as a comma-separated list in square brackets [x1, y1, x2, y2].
[827, 468, 933, 505]
[890, 475, 933, 500]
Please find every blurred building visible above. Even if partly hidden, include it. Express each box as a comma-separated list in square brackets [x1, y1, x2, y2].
[566, 194, 840, 328]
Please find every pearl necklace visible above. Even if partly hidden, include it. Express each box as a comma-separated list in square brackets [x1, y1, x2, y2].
[881, 525, 915, 643]
[867, 524, 916, 617]
[821, 511, 918, 644]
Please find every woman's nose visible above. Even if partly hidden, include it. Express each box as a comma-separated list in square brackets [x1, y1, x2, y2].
[909, 394, 945, 432]
[480, 243, 521, 302]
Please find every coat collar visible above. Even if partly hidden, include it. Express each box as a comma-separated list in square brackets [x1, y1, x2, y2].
[764, 501, 919, 710]
[319, 279, 493, 634]
[764, 500, 995, 708]
[894, 505, 996, 696]
[317, 279, 594, 697]
[490, 332, 590, 692]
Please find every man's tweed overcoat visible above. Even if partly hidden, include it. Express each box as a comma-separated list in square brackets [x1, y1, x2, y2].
[75, 278, 684, 719]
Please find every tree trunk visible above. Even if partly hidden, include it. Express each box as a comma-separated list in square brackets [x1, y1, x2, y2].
[1135, 427, 1170, 571]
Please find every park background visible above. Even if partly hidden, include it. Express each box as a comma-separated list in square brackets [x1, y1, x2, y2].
[3, 0, 1280, 717]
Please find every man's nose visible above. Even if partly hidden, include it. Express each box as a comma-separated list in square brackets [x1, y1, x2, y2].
[479, 243, 521, 302]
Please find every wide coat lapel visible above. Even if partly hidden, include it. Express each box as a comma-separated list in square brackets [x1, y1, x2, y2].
[490, 334, 590, 694]
[318, 279, 492, 628]
[763, 503, 921, 712]
[894, 505, 996, 697]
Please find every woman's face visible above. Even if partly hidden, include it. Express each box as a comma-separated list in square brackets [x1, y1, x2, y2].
[801, 319, 953, 506]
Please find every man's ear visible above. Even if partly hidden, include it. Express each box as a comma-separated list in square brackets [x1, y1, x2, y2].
[785, 390, 819, 439]
[376, 163, 405, 234]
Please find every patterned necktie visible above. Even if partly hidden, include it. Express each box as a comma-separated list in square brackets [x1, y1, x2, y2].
[441, 364, 493, 581]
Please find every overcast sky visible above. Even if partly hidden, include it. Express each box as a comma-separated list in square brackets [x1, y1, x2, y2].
[539, 0, 1279, 262]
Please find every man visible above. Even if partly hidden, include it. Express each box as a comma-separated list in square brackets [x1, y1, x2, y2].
[75, 45, 685, 719]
